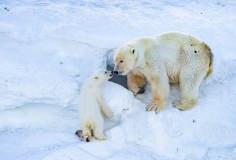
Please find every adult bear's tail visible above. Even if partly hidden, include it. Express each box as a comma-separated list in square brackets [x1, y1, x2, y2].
[206, 49, 213, 77]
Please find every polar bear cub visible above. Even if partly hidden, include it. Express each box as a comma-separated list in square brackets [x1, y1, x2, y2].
[79, 69, 113, 140]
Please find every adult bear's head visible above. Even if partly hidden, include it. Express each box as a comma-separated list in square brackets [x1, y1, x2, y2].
[113, 45, 137, 75]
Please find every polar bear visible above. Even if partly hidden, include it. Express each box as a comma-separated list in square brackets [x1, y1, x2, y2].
[114, 32, 213, 113]
[79, 69, 113, 140]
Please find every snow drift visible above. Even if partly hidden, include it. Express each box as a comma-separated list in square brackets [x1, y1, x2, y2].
[0, 0, 236, 160]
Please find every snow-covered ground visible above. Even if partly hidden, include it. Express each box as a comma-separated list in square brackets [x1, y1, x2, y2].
[0, 0, 236, 159]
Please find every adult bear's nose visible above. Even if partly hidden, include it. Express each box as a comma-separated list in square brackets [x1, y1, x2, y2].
[113, 71, 119, 75]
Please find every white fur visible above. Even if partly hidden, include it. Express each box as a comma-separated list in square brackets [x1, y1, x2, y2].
[79, 69, 113, 140]
[114, 32, 213, 113]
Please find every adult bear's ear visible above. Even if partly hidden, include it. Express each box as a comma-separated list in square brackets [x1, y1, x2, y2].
[131, 48, 135, 54]
[131, 48, 137, 57]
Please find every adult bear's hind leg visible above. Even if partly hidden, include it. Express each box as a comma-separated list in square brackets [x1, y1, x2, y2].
[172, 70, 206, 110]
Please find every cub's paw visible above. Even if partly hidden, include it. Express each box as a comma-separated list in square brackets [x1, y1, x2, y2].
[146, 103, 162, 114]
[95, 133, 107, 141]
[104, 109, 113, 118]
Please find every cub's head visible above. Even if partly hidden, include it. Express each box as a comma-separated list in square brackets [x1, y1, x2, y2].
[90, 69, 113, 84]
[113, 46, 137, 75]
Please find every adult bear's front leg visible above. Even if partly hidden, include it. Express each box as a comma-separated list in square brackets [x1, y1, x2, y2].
[146, 76, 169, 113]
[127, 70, 147, 95]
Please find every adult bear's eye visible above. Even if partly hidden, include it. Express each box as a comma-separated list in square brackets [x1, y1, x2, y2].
[120, 60, 123, 63]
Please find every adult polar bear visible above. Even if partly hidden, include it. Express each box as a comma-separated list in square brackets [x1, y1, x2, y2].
[114, 32, 213, 113]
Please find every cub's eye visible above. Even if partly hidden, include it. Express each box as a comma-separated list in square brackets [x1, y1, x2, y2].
[120, 60, 123, 63]
[105, 71, 107, 74]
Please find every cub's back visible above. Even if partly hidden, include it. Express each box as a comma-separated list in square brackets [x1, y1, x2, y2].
[79, 86, 101, 118]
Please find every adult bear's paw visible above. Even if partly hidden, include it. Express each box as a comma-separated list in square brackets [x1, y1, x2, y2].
[146, 103, 162, 114]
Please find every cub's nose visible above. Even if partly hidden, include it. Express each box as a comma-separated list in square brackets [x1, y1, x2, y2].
[109, 71, 113, 77]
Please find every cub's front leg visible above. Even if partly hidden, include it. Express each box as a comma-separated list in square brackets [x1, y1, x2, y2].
[101, 105, 113, 118]
[97, 96, 113, 118]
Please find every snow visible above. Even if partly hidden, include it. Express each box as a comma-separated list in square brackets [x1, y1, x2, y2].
[102, 81, 133, 116]
[0, 37, 107, 110]
[0, 0, 236, 159]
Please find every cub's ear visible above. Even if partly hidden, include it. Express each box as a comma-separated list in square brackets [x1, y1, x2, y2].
[113, 48, 117, 53]
[95, 77, 99, 80]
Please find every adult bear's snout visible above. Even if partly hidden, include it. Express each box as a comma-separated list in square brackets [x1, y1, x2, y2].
[113, 70, 122, 75]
